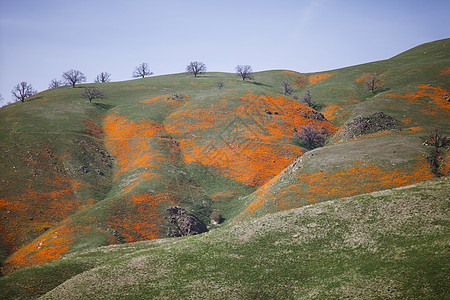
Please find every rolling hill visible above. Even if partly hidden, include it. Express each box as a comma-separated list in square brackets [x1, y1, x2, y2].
[0, 38, 449, 298]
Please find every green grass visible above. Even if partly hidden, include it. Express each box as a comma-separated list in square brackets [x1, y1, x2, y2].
[0, 38, 448, 286]
[1, 177, 448, 299]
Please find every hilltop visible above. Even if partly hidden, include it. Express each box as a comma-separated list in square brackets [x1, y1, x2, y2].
[0, 38, 449, 297]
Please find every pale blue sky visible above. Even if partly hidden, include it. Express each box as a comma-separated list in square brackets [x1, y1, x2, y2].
[0, 0, 449, 105]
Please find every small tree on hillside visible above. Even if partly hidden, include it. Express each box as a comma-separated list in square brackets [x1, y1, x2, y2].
[82, 87, 104, 104]
[95, 72, 111, 83]
[133, 63, 153, 78]
[365, 75, 383, 95]
[186, 61, 207, 77]
[293, 124, 325, 150]
[282, 80, 293, 95]
[423, 128, 449, 177]
[235, 65, 254, 80]
[49, 79, 63, 89]
[302, 90, 315, 107]
[11, 81, 37, 102]
[63, 69, 87, 88]
[217, 81, 225, 90]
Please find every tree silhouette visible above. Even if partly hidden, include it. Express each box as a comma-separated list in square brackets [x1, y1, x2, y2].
[302, 90, 315, 107]
[282, 80, 293, 95]
[293, 124, 325, 150]
[82, 87, 105, 104]
[49, 79, 63, 89]
[62, 69, 86, 88]
[133, 63, 153, 78]
[423, 128, 449, 177]
[95, 72, 111, 83]
[186, 61, 206, 77]
[365, 75, 383, 95]
[11, 82, 36, 102]
[235, 65, 254, 80]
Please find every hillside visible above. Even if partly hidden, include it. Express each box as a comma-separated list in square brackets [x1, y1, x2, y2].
[0, 38, 449, 281]
[1, 177, 448, 298]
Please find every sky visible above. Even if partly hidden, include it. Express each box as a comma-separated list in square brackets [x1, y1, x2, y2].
[0, 0, 449, 105]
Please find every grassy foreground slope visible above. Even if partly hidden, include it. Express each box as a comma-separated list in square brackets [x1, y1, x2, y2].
[0, 38, 448, 275]
[1, 177, 448, 299]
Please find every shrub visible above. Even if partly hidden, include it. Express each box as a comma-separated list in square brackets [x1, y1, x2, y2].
[82, 87, 105, 104]
[423, 129, 449, 177]
[365, 75, 383, 95]
[293, 124, 325, 150]
[210, 209, 223, 224]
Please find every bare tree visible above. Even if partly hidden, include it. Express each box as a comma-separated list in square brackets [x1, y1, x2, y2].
[293, 124, 325, 150]
[235, 65, 254, 80]
[95, 72, 111, 83]
[82, 87, 105, 104]
[133, 63, 153, 78]
[365, 75, 383, 95]
[217, 81, 225, 90]
[282, 80, 293, 95]
[49, 79, 63, 89]
[302, 90, 315, 107]
[11, 81, 37, 102]
[423, 128, 449, 177]
[62, 69, 87, 88]
[186, 61, 206, 77]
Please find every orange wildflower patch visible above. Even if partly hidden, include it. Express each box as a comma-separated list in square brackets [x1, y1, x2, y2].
[0, 174, 88, 253]
[337, 127, 423, 144]
[166, 93, 337, 186]
[440, 66, 450, 75]
[83, 118, 105, 139]
[131, 84, 150, 89]
[141, 94, 188, 109]
[211, 191, 238, 200]
[308, 72, 335, 86]
[283, 71, 298, 76]
[237, 159, 433, 220]
[355, 73, 374, 84]
[164, 96, 232, 136]
[401, 117, 415, 125]
[103, 114, 166, 175]
[182, 141, 303, 186]
[408, 126, 423, 132]
[345, 131, 393, 142]
[240, 174, 281, 214]
[234, 94, 337, 141]
[322, 103, 342, 120]
[3, 220, 78, 274]
[141, 95, 170, 103]
[106, 193, 178, 243]
[387, 84, 450, 114]
[282, 71, 308, 88]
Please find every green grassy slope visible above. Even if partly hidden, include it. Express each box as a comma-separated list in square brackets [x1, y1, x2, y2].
[0, 38, 448, 276]
[235, 38, 449, 221]
[0, 69, 334, 273]
[1, 177, 448, 299]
